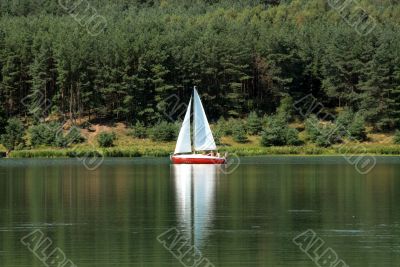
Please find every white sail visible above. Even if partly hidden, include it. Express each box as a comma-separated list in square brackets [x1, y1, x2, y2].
[193, 88, 217, 151]
[174, 97, 192, 154]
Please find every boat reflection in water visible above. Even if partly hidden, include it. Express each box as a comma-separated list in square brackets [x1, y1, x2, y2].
[172, 164, 219, 249]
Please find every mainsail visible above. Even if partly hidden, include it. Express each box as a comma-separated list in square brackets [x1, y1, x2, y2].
[173, 87, 217, 154]
[174, 97, 192, 154]
[193, 88, 217, 151]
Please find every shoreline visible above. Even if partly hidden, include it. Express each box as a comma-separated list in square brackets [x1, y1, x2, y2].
[2, 145, 400, 159]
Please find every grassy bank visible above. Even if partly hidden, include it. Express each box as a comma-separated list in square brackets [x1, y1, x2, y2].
[1, 126, 400, 159]
[3, 143, 400, 159]
[6, 148, 172, 159]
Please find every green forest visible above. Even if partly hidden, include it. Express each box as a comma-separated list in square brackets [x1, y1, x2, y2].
[0, 0, 400, 155]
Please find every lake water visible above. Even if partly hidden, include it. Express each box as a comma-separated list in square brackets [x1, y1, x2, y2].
[0, 157, 400, 267]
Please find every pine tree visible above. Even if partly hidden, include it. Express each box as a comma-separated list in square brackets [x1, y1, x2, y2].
[1, 52, 22, 115]
[276, 95, 294, 122]
[321, 26, 363, 108]
[232, 122, 248, 143]
[0, 0, 398, 134]
[1, 118, 25, 153]
[348, 113, 367, 142]
[358, 30, 398, 130]
[247, 111, 262, 135]
[28, 41, 54, 120]
[0, 106, 6, 134]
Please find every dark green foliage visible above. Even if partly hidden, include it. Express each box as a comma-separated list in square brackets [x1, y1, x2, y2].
[1, 118, 25, 151]
[130, 122, 148, 139]
[97, 132, 117, 148]
[0, 1, 399, 133]
[215, 118, 245, 137]
[305, 115, 320, 142]
[335, 109, 367, 141]
[261, 117, 287, 147]
[305, 116, 340, 147]
[232, 122, 248, 143]
[215, 118, 232, 136]
[247, 112, 262, 135]
[211, 122, 224, 145]
[0, 107, 6, 135]
[348, 113, 367, 142]
[336, 109, 354, 129]
[65, 127, 86, 145]
[276, 96, 294, 122]
[261, 128, 284, 147]
[286, 128, 302, 146]
[149, 121, 177, 142]
[29, 122, 62, 147]
[213, 127, 223, 146]
[260, 116, 300, 147]
[30, 123, 85, 147]
[314, 124, 339, 148]
[394, 131, 400, 145]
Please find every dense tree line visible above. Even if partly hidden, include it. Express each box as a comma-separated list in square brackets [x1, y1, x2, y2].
[0, 0, 399, 132]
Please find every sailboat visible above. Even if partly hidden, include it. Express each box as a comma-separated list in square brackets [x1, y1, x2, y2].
[171, 87, 227, 164]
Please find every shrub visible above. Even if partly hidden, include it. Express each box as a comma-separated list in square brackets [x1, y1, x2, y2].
[314, 124, 338, 147]
[55, 134, 68, 148]
[305, 115, 320, 142]
[232, 122, 248, 143]
[64, 126, 86, 145]
[348, 113, 367, 141]
[261, 116, 301, 147]
[305, 115, 340, 147]
[30, 123, 85, 148]
[29, 122, 63, 147]
[1, 118, 25, 152]
[149, 121, 177, 142]
[215, 117, 232, 136]
[247, 112, 262, 135]
[130, 121, 148, 139]
[261, 128, 284, 147]
[336, 109, 367, 141]
[97, 132, 116, 147]
[262, 114, 269, 128]
[213, 127, 223, 145]
[336, 108, 354, 128]
[286, 128, 302, 146]
[261, 117, 287, 146]
[394, 130, 400, 144]
[276, 96, 294, 122]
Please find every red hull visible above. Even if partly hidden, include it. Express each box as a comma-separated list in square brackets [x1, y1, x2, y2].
[171, 155, 226, 165]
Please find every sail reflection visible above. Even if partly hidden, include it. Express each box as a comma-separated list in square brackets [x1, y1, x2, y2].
[172, 164, 219, 248]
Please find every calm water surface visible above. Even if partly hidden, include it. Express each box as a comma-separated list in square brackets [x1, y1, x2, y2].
[0, 156, 400, 266]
